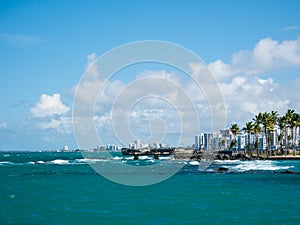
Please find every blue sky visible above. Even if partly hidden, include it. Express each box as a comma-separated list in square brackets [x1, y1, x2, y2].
[0, 0, 300, 150]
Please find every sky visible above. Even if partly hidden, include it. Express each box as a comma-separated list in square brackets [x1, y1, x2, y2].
[0, 0, 300, 150]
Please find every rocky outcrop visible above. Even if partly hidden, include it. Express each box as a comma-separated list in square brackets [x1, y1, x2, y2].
[274, 170, 300, 174]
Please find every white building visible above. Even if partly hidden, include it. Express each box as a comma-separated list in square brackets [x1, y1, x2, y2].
[195, 132, 221, 150]
[237, 134, 246, 151]
[258, 135, 267, 150]
[195, 133, 205, 150]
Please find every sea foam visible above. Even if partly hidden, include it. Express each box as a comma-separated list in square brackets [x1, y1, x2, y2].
[50, 159, 70, 165]
[214, 160, 294, 172]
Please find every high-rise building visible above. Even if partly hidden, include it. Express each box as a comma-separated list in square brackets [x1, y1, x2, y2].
[237, 134, 246, 150]
[195, 133, 205, 149]
[258, 135, 267, 150]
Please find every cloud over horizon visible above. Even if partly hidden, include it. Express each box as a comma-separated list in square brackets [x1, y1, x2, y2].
[29, 37, 300, 147]
[208, 37, 300, 80]
[30, 93, 71, 133]
[0, 32, 47, 47]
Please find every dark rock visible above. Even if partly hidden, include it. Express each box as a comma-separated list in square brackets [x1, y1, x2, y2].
[274, 170, 300, 174]
[223, 154, 230, 160]
[216, 167, 229, 172]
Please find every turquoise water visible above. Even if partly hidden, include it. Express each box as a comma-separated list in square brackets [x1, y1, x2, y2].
[1, 152, 300, 225]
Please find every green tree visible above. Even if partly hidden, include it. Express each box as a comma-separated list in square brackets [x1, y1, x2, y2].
[291, 112, 300, 155]
[277, 116, 286, 155]
[253, 122, 261, 157]
[295, 113, 300, 154]
[284, 109, 295, 154]
[230, 123, 239, 152]
[268, 111, 279, 156]
[253, 111, 278, 157]
[243, 122, 254, 157]
[261, 112, 271, 157]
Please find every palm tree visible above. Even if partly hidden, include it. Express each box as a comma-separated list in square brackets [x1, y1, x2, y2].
[243, 122, 254, 158]
[277, 116, 286, 155]
[291, 112, 300, 155]
[284, 109, 295, 155]
[230, 123, 239, 152]
[253, 111, 278, 157]
[261, 112, 271, 157]
[292, 112, 300, 155]
[253, 122, 261, 157]
[296, 113, 300, 154]
[269, 111, 279, 156]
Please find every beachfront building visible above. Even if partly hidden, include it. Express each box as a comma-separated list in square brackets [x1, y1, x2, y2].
[106, 144, 122, 151]
[195, 133, 205, 150]
[258, 135, 267, 151]
[195, 128, 283, 152]
[194, 133, 211, 150]
[195, 132, 222, 150]
[195, 133, 212, 150]
[237, 134, 246, 151]
[270, 129, 279, 150]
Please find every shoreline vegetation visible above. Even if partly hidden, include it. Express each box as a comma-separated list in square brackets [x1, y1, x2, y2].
[189, 108, 300, 161]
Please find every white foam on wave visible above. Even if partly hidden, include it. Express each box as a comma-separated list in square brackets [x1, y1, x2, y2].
[138, 156, 153, 160]
[112, 156, 123, 160]
[50, 159, 70, 165]
[189, 161, 200, 166]
[229, 160, 294, 172]
[36, 161, 45, 164]
[75, 158, 105, 164]
[214, 160, 240, 164]
[0, 161, 13, 165]
[159, 156, 174, 160]
[123, 156, 134, 160]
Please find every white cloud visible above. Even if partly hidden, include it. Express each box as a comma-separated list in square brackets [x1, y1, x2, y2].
[219, 75, 291, 125]
[208, 37, 300, 79]
[0, 33, 47, 46]
[0, 121, 6, 128]
[94, 115, 110, 128]
[87, 52, 97, 64]
[205, 37, 300, 128]
[282, 25, 300, 31]
[72, 45, 300, 147]
[36, 117, 72, 134]
[31, 93, 70, 118]
[30, 94, 71, 134]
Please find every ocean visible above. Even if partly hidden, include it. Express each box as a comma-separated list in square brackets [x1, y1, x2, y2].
[1, 151, 300, 225]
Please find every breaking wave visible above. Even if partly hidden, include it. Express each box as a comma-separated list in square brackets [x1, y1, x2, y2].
[212, 160, 294, 172]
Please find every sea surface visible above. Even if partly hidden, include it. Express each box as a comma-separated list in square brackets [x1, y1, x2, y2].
[1, 151, 300, 225]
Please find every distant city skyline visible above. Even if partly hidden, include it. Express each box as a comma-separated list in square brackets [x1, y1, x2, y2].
[1, 1, 300, 150]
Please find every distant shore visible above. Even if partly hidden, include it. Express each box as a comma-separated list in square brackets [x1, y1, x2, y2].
[262, 155, 300, 160]
[175, 149, 300, 161]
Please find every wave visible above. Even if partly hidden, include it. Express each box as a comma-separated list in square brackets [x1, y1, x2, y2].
[0, 156, 297, 174]
[189, 161, 200, 166]
[0, 161, 13, 165]
[112, 156, 123, 160]
[212, 160, 294, 172]
[138, 156, 153, 160]
[50, 159, 70, 165]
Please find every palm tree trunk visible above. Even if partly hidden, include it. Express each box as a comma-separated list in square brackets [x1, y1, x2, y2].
[248, 133, 251, 158]
[255, 134, 259, 158]
[285, 127, 288, 155]
[292, 127, 296, 156]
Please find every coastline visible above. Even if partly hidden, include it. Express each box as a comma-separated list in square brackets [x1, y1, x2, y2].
[177, 149, 300, 161]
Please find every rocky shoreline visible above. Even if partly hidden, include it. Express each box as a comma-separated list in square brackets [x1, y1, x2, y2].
[174, 149, 300, 161]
